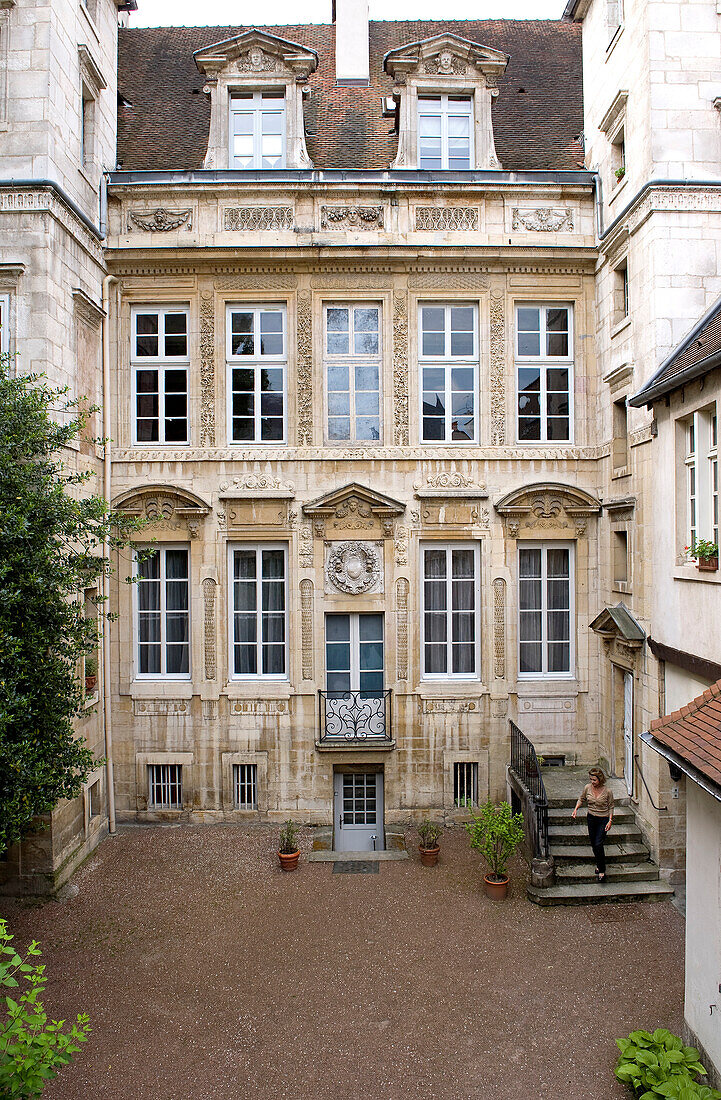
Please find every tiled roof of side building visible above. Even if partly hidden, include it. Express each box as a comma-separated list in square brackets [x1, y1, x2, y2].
[116, 20, 584, 173]
[630, 295, 721, 407]
[650, 679, 721, 789]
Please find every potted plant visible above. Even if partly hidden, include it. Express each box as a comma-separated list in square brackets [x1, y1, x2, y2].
[466, 800, 525, 900]
[614, 166, 626, 182]
[84, 654, 98, 697]
[418, 819, 442, 866]
[277, 819, 300, 871]
[685, 538, 719, 572]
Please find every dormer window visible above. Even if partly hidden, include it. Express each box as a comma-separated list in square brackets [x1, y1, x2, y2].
[418, 95, 472, 170]
[230, 91, 285, 169]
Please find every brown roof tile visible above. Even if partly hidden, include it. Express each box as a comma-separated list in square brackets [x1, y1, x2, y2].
[117, 20, 584, 172]
[651, 679, 721, 787]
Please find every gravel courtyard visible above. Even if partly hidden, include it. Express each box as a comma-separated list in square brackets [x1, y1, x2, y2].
[2, 824, 684, 1100]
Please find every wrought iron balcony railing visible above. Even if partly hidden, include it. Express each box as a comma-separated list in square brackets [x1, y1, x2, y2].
[509, 720, 549, 860]
[318, 689, 393, 744]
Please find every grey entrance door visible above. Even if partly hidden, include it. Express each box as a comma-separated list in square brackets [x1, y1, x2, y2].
[333, 771, 384, 852]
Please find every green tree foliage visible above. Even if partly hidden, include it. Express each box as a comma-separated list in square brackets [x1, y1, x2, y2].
[466, 800, 525, 881]
[615, 1028, 721, 1099]
[0, 356, 142, 852]
[0, 917, 90, 1098]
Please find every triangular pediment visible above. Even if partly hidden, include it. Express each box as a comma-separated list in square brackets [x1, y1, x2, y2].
[194, 29, 318, 79]
[303, 483, 405, 517]
[590, 604, 646, 646]
[384, 33, 508, 82]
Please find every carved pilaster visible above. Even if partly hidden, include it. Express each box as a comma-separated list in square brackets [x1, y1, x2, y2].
[200, 292, 215, 447]
[393, 292, 409, 446]
[300, 579, 314, 680]
[490, 291, 506, 446]
[202, 577, 217, 680]
[396, 578, 409, 681]
[493, 578, 506, 679]
[297, 290, 313, 446]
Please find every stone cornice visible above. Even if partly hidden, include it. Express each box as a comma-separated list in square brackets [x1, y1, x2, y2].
[111, 445, 603, 463]
[0, 185, 104, 264]
[601, 182, 721, 254]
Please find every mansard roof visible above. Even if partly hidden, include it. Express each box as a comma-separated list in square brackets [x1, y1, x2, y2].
[630, 295, 721, 407]
[116, 19, 584, 172]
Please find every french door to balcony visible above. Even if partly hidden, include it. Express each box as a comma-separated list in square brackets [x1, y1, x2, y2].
[324, 613, 385, 741]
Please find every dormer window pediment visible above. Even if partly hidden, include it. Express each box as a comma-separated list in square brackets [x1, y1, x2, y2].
[194, 29, 318, 170]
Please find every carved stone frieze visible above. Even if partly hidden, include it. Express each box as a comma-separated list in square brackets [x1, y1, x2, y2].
[133, 699, 190, 716]
[418, 472, 473, 490]
[202, 578, 216, 680]
[408, 271, 489, 290]
[300, 579, 314, 680]
[495, 482, 601, 537]
[219, 473, 295, 494]
[320, 206, 384, 230]
[491, 698, 508, 718]
[200, 292, 215, 447]
[299, 522, 314, 567]
[310, 274, 392, 289]
[128, 208, 193, 232]
[224, 206, 293, 231]
[396, 577, 409, 680]
[493, 578, 506, 679]
[230, 699, 288, 715]
[512, 208, 574, 232]
[489, 291, 506, 446]
[394, 525, 409, 566]
[215, 275, 297, 289]
[420, 699, 478, 714]
[325, 541, 383, 594]
[297, 290, 313, 446]
[415, 206, 479, 231]
[393, 292, 409, 447]
[333, 496, 374, 530]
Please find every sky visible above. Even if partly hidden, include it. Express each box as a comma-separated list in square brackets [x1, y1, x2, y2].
[129, 0, 568, 27]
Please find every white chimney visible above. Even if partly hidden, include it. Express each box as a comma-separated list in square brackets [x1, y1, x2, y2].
[334, 0, 370, 86]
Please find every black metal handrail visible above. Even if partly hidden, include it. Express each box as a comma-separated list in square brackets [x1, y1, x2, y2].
[509, 720, 549, 860]
[318, 689, 392, 743]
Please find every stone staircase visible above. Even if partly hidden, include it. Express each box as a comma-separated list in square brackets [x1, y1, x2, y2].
[527, 767, 675, 907]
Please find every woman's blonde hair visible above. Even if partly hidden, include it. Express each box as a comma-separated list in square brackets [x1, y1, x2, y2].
[588, 766, 606, 785]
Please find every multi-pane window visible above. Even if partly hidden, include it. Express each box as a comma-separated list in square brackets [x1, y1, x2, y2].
[419, 303, 477, 442]
[516, 305, 573, 442]
[324, 305, 381, 442]
[684, 407, 718, 550]
[226, 305, 286, 443]
[418, 95, 473, 170]
[422, 543, 479, 678]
[132, 307, 189, 444]
[687, 419, 698, 548]
[148, 764, 182, 810]
[712, 414, 719, 548]
[454, 762, 478, 808]
[135, 547, 190, 677]
[230, 91, 285, 169]
[0, 294, 9, 355]
[518, 544, 573, 677]
[233, 764, 258, 810]
[230, 545, 286, 678]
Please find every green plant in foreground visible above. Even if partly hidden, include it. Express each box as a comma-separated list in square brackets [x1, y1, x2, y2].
[685, 539, 719, 562]
[418, 820, 442, 849]
[615, 1028, 721, 1100]
[278, 820, 300, 854]
[466, 800, 524, 882]
[0, 918, 90, 1098]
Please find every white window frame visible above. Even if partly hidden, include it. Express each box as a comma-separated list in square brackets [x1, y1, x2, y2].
[0, 293, 9, 356]
[133, 544, 191, 681]
[517, 541, 575, 680]
[325, 612, 385, 692]
[418, 302, 479, 444]
[684, 406, 718, 551]
[323, 303, 382, 444]
[229, 91, 286, 170]
[228, 543, 288, 681]
[148, 763, 183, 810]
[417, 94, 474, 171]
[515, 303, 574, 444]
[420, 541, 481, 681]
[225, 303, 287, 445]
[131, 306, 190, 446]
[233, 763, 259, 810]
[711, 411, 718, 549]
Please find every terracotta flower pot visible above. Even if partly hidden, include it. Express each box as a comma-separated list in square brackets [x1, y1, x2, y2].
[697, 557, 718, 572]
[483, 873, 509, 900]
[419, 844, 440, 867]
[84, 675, 97, 695]
[278, 850, 300, 872]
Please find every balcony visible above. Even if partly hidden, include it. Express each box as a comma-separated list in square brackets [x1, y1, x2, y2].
[317, 690, 394, 749]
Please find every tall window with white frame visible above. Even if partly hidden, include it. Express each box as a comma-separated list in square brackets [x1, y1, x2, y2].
[230, 91, 285, 169]
[230, 545, 287, 679]
[135, 546, 190, 678]
[422, 543, 479, 678]
[516, 304, 573, 442]
[518, 543, 573, 677]
[324, 304, 381, 443]
[132, 307, 189, 445]
[417, 95, 473, 170]
[0, 293, 9, 356]
[712, 412, 719, 549]
[227, 304, 286, 443]
[419, 303, 477, 442]
[684, 406, 718, 552]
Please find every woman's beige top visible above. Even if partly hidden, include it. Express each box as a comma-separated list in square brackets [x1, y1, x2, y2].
[580, 784, 614, 818]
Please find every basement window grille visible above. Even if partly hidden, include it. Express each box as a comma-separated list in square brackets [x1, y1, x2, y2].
[454, 761, 478, 808]
[233, 763, 258, 810]
[148, 763, 182, 809]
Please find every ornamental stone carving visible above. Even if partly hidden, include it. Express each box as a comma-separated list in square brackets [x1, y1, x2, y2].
[396, 578, 409, 680]
[224, 206, 293, 231]
[512, 208, 574, 232]
[333, 496, 374, 530]
[133, 700, 189, 716]
[395, 525, 409, 566]
[408, 271, 489, 290]
[492, 578, 506, 679]
[321, 206, 384, 230]
[495, 482, 601, 536]
[326, 541, 382, 594]
[490, 291, 506, 446]
[415, 206, 479, 231]
[393, 292, 409, 446]
[231, 700, 288, 715]
[300, 579, 314, 679]
[419, 699, 477, 714]
[297, 290, 313, 445]
[129, 208, 192, 232]
[299, 522, 314, 567]
[232, 47, 279, 73]
[202, 578, 217, 680]
[200, 292, 215, 447]
[220, 473, 295, 493]
[423, 51, 466, 75]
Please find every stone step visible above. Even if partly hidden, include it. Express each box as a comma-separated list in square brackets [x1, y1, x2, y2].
[549, 823, 642, 846]
[527, 879, 675, 907]
[547, 805, 636, 825]
[555, 862, 661, 885]
[551, 841, 651, 864]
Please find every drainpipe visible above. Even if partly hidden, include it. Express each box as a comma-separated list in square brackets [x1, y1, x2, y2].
[102, 272, 117, 835]
[592, 169, 604, 239]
